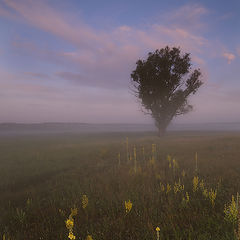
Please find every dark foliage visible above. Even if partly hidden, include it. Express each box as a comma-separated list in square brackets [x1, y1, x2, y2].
[131, 46, 203, 135]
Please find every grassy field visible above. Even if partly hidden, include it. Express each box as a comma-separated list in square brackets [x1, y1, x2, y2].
[1, 131, 240, 240]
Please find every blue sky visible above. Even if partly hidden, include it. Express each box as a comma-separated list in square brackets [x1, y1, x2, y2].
[0, 0, 240, 123]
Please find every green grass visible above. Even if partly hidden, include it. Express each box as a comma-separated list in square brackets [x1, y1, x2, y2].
[1, 131, 240, 240]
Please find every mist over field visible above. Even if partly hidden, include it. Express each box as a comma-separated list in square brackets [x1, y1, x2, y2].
[1, 0, 240, 239]
[1, 122, 240, 136]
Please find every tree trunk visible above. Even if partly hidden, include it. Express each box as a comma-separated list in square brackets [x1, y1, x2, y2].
[158, 125, 167, 137]
[155, 118, 169, 137]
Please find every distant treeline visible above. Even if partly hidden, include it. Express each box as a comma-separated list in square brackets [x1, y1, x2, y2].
[0, 122, 240, 136]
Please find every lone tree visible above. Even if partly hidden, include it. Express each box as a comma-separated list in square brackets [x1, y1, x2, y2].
[131, 46, 203, 136]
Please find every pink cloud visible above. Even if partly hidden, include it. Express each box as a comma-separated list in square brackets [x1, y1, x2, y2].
[118, 25, 132, 32]
[0, 69, 58, 96]
[223, 52, 235, 64]
[2, 0, 112, 50]
[152, 25, 207, 53]
[169, 4, 208, 19]
[3, 1, 209, 90]
[23, 72, 50, 79]
[2, 1, 208, 50]
[163, 3, 209, 31]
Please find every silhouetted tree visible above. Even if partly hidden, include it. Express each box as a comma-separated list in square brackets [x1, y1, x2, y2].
[131, 46, 203, 136]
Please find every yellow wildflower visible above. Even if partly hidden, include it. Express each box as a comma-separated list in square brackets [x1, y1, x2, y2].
[174, 179, 184, 194]
[65, 208, 77, 240]
[65, 219, 74, 230]
[82, 195, 88, 209]
[203, 188, 208, 198]
[133, 146, 137, 160]
[71, 207, 78, 217]
[186, 192, 190, 203]
[150, 156, 155, 165]
[167, 155, 171, 168]
[181, 170, 186, 177]
[193, 176, 199, 192]
[152, 144, 156, 154]
[86, 235, 93, 240]
[172, 159, 178, 170]
[125, 200, 133, 214]
[156, 226, 160, 240]
[209, 189, 217, 207]
[68, 232, 76, 240]
[199, 179, 204, 191]
[224, 195, 238, 223]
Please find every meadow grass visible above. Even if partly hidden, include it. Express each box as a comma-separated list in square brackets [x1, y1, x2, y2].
[1, 131, 240, 240]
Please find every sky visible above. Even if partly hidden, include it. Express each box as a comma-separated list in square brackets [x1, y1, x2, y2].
[0, 0, 240, 124]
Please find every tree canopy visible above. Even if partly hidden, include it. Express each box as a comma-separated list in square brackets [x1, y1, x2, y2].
[131, 46, 203, 136]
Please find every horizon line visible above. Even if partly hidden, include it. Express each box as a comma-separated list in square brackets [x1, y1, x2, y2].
[1, 121, 240, 125]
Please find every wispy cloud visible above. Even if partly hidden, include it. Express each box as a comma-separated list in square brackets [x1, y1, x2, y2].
[163, 3, 209, 31]
[0, 67, 148, 123]
[0, 69, 59, 96]
[1, 1, 210, 89]
[223, 52, 235, 64]
[1, 0, 112, 50]
[23, 72, 50, 79]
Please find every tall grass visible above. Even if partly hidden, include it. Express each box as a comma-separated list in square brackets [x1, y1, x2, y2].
[1, 132, 240, 239]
